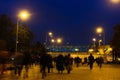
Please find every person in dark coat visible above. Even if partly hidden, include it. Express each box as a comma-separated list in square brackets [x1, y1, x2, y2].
[56, 54, 65, 74]
[74, 56, 81, 67]
[13, 53, 24, 76]
[64, 54, 72, 74]
[95, 57, 100, 66]
[46, 54, 53, 73]
[22, 52, 31, 78]
[40, 53, 48, 79]
[98, 56, 104, 69]
[88, 53, 94, 70]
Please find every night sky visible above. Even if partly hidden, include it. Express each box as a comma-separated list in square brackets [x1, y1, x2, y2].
[1, 0, 120, 45]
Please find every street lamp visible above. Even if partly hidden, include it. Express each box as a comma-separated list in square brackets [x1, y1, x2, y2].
[96, 27, 106, 55]
[98, 39, 102, 46]
[96, 27, 105, 45]
[48, 32, 53, 37]
[45, 32, 53, 46]
[45, 32, 63, 52]
[96, 27, 103, 36]
[92, 38, 96, 47]
[51, 39, 55, 43]
[16, 10, 30, 54]
[51, 37, 62, 52]
[57, 38, 62, 44]
[18, 10, 30, 21]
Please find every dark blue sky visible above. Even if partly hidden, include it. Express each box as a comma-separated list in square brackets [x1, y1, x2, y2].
[0, 0, 120, 45]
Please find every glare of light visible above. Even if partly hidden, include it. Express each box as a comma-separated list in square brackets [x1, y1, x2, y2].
[18, 10, 30, 20]
[96, 27, 103, 34]
[51, 39, 55, 43]
[110, 0, 120, 4]
[99, 39, 102, 42]
[88, 49, 94, 52]
[75, 48, 79, 51]
[92, 38, 96, 42]
[57, 38, 62, 43]
[48, 32, 53, 36]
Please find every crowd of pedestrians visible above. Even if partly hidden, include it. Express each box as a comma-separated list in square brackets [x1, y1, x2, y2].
[39, 53, 104, 79]
[0, 52, 104, 79]
[13, 51, 31, 78]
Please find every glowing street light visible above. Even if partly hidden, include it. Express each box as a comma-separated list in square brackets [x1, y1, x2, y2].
[98, 39, 102, 46]
[110, 0, 120, 4]
[16, 10, 30, 54]
[92, 38, 96, 47]
[75, 48, 79, 52]
[96, 27, 103, 36]
[57, 38, 62, 44]
[51, 39, 55, 43]
[96, 27, 105, 45]
[18, 10, 31, 21]
[93, 38, 96, 42]
[48, 32, 53, 37]
[45, 32, 53, 46]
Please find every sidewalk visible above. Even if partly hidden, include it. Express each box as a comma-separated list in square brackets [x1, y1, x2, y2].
[0, 64, 120, 80]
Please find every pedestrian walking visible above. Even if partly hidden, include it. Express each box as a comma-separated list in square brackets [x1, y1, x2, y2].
[82, 57, 88, 65]
[13, 53, 24, 76]
[40, 53, 48, 79]
[95, 57, 100, 66]
[88, 53, 94, 70]
[98, 56, 104, 69]
[46, 54, 53, 73]
[74, 56, 81, 67]
[56, 54, 65, 74]
[64, 54, 72, 74]
[22, 52, 31, 78]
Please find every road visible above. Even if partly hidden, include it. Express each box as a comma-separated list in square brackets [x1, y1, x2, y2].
[0, 63, 120, 80]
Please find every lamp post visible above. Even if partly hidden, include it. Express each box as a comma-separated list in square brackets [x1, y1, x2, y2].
[15, 10, 30, 54]
[98, 39, 102, 46]
[96, 27, 105, 45]
[92, 38, 96, 53]
[45, 32, 53, 46]
[45, 31, 63, 52]
[96, 27, 103, 36]
[96, 27, 106, 55]
[56, 38, 62, 52]
[48, 32, 53, 37]
[92, 38, 96, 47]
[15, 19, 19, 54]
